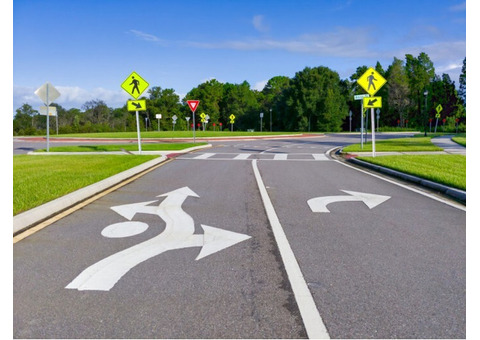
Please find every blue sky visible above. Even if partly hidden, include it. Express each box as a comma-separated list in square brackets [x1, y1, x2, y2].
[12, 0, 467, 111]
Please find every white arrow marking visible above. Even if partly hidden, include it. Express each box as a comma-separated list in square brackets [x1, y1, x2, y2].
[66, 187, 250, 291]
[307, 190, 391, 213]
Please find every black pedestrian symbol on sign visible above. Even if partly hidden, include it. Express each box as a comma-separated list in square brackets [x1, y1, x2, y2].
[367, 72, 377, 91]
[130, 76, 140, 95]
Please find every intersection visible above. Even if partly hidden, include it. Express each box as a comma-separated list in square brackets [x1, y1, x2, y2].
[13, 134, 466, 338]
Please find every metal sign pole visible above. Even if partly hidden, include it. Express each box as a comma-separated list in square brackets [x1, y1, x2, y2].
[135, 110, 142, 153]
[371, 107, 376, 157]
[46, 84, 50, 152]
[193, 112, 196, 143]
[360, 99, 364, 149]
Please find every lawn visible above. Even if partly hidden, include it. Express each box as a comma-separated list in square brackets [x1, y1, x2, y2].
[357, 154, 466, 190]
[13, 155, 159, 215]
[342, 137, 443, 153]
[54, 131, 301, 139]
[35, 142, 207, 152]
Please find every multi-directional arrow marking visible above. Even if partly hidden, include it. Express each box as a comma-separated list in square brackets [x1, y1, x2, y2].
[307, 190, 391, 213]
[66, 187, 251, 291]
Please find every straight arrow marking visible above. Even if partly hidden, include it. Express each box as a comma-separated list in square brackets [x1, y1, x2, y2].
[307, 190, 391, 213]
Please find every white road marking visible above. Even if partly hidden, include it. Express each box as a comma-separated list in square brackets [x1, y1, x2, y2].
[312, 153, 329, 161]
[273, 154, 288, 160]
[233, 153, 251, 160]
[307, 190, 391, 213]
[66, 187, 251, 291]
[251, 160, 330, 339]
[193, 152, 215, 159]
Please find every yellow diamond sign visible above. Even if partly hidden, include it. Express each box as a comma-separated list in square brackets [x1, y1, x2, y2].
[121, 71, 149, 99]
[357, 67, 386, 96]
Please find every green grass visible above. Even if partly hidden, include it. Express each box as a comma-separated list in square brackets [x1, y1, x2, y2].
[13, 155, 159, 215]
[53, 131, 301, 139]
[342, 137, 443, 153]
[358, 154, 466, 190]
[35, 142, 207, 152]
[452, 133, 466, 147]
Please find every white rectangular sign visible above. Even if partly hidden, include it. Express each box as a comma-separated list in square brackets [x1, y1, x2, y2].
[39, 106, 57, 116]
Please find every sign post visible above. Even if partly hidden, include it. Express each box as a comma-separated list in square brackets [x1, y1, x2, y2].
[156, 114, 162, 131]
[357, 68, 387, 157]
[187, 100, 200, 143]
[35, 82, 61, 152]
[229, 114, 235, 132]
[260, 112, 264, 132]
[354, 94, 369, 148]
[121, 71, 149, 153]
[435, 104, 443, 133]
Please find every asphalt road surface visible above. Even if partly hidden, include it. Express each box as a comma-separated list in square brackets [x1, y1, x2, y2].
[13, 134, 466, 338]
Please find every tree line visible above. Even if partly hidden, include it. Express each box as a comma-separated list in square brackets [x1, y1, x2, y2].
[13, 52, 466, 136]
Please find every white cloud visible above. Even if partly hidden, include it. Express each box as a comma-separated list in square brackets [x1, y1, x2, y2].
[252, 15, 269, 33]
[128, 29, 167, 45]
[13, 85, 130, 111]
[253, 80, 268, 91]
[186, 26, 375, 58]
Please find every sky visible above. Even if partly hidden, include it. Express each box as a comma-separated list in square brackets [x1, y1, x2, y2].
[12, 0, 468, 112]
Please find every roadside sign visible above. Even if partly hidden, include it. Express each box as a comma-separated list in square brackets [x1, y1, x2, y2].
[229, 114, 235, 121]
[187, 100, 200, 113]
[127, 100, 146, 112]
[200, 112, 206, 119]
[354, 94, 369, 100]
[436, 104, 443, 114]
[35, 82, 61, 105]
[357, 68, 387, 96]
[435, 113, 441, 119]
[39, 106, 57, 116]
[363, 96, 382, 108]
[121, 71, 149, 99]
[156, 114, 162, 119]
[35, 82, 61, 152]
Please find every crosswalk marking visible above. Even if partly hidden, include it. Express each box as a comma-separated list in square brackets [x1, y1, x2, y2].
[179, 153, 331, 161]
[233, 153, 252, 160]
[273, 154, 288, 160]
[193, 153, 215, 159]
[312, 153, 329, 161]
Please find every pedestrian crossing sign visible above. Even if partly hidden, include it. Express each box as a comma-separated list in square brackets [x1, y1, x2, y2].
[121, 71, 149, 99]
[357, 67, 386, 96]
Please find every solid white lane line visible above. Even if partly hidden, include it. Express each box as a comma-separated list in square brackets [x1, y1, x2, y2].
[251, 160, 330, 339]
[193, 153, 215, 159]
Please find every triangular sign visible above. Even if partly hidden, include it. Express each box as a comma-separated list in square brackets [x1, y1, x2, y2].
[187, 100, 200, 113]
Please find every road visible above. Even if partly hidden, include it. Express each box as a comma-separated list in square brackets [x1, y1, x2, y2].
[13, 134, 466, 338]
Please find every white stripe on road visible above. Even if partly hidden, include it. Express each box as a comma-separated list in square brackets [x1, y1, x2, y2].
[193, 153, 215, 159]
[251, 159, 330, 339]
[312, 153, 329, 161]
[273, 154, 288, 160]
[233, 153, 251, 160]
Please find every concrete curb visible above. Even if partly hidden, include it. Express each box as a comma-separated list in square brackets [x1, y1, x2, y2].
[337, 151, 466, 204]
[13, 144, 212, 235]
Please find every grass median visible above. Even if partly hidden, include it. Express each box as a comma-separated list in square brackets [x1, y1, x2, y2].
[342, 135, 466, 190]
[357, 154, 466, 190]
[13, 154, 159, 215]
[35, 142, 206, 153]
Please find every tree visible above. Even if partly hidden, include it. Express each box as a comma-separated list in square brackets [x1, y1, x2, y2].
[82, 100, 111, 127]
[13, 103, 38, 135]
[219, 81, 259, 130]
[148, 87, 182, 130]
[261, 76, 291, 131]
[284, 66, 348, 132]
[183, 79, 224, 128]
[405, 52, 435, 129]
[458, 57, 466, 106]
[386, 57, 410, 126]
